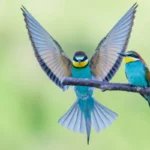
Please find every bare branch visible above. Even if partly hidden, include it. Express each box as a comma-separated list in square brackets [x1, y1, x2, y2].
[63, 77, 150, 94]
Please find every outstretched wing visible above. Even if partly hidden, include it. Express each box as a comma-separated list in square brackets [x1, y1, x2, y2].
[90, 3, 138, 81]
[21, 6, 72, 91]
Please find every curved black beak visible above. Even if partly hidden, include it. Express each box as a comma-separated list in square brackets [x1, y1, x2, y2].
[118, 52, 127, 57]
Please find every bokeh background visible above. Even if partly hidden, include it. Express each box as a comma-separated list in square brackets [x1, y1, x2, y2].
[0, 0, 150, 149]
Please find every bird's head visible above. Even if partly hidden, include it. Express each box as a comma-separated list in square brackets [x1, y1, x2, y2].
[118, 51, 144, 64]
[73, 51, 89, 68]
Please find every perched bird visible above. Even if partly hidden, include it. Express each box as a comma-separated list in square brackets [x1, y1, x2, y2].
[118, 51, 150, 106]
[21, 3, 137, 144]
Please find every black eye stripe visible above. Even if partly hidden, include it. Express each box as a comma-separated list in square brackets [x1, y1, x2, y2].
[73, 57, 78, 61]
[128, 54, 139, 59]
[82, 56, 88, 61]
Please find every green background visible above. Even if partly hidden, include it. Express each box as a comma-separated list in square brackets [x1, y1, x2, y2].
[0, 0, 150, 149]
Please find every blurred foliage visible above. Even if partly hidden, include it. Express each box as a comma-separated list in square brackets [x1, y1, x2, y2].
[0, 0, 150, 149]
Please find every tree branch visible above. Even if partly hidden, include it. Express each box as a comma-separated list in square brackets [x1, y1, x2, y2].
[63, 77, 150, 94]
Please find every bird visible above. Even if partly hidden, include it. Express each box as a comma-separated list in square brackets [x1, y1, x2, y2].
[21, 3, 137, 144]
[118, 51, 150, 106]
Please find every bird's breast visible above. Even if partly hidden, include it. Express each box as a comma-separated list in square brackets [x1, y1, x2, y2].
[72, 65, 92, 78]
[125, 61, 148, 87]
[72, 65, 93, 99]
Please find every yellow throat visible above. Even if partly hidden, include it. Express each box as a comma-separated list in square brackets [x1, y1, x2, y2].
[73, 60, 88, 68]
[124, 56, 139, 64]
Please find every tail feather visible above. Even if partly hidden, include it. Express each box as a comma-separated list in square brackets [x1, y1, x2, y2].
[91, 100, 118, 132]
[73, 107, 86, 133]
[73, 107, 81, 132]
[96, 105, 111, 127]
[140, 94, 150, 107]
[91, 105, 106, 131]
[91, 109, 100, 132]
[58, 102, 86, 133]
[58, 97, 118, 144]
[80, 112, 85, 133]
[97, 101, 118, 123]
[58, 102, 77, 128]
[85, 118, 91, 145]
[67, 106, 78, 130]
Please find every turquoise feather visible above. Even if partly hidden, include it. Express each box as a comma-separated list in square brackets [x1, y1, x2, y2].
[21, 3, 138, 144]
[117, 50, 150, 106]
[58, 64, 118, 144]
[125, 61, 148, 87]
[125, 60, 150, 106]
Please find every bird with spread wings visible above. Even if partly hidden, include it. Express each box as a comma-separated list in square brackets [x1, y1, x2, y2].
[21, 3, 137, 144]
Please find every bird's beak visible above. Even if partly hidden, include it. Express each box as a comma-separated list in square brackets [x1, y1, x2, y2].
[117, 52, 127, 57]
[78, 60, 81, 64]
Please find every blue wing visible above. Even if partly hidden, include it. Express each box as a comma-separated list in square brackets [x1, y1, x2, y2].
[21, 6, 72, 91]
[90, 3, 138, 81]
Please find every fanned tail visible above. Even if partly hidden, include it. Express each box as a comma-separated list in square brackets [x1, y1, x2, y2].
[91, 99, 118, 132]
[58, 97, 118, 144]
[58, 101, 86, 133]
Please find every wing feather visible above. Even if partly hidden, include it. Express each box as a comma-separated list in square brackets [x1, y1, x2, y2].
[21, 6, 72, 90]
[90, 3, 138, 81]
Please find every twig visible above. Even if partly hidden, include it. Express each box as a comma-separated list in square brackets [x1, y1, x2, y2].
[63, 77, 150, 94]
